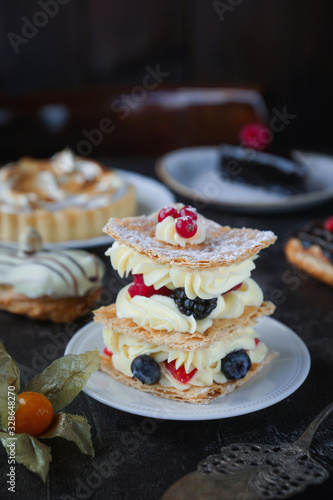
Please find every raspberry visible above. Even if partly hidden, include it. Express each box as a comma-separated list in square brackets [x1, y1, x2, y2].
[175, 216, 197, 238]
[179, 205, 198, 220]
[254, 338, 260, 346]
[158, 206, 179, 222]
[239, 122, 272, 151]
[103, 347, 113, 357]
[165, 359, 197, 384]
[128, 274, 171, 298]
[323, 216, 333, 232]
[171, 288, 217, 319]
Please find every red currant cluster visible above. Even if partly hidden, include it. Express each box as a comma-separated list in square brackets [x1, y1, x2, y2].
[157, 205, 198, 238]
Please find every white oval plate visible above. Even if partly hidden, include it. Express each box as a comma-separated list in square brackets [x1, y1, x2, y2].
[156, 147, 333, 213]
[65, 317, 310, 420]
[1, 170, 175, 250]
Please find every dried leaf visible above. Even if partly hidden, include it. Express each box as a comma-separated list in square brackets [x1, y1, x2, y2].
[24, 350, 100, 413]
[0, 431, 51, 483]
[40, 412, 94, 457]
[0, 341, 20, 430]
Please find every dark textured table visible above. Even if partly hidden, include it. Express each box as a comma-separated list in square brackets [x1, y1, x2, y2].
[1, 158, 333, 500]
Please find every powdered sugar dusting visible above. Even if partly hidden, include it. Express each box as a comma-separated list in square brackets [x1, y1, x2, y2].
[103, 213, 277, 268]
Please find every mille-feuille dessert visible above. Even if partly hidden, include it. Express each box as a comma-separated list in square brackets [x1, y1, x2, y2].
[94, 204, 277, 404]
[0, 227, 105, 322]
[285, 216, 333, 287]
[0, 148, 136, 243]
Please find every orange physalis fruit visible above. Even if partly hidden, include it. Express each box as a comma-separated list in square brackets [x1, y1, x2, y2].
[15, 392, 54, 437]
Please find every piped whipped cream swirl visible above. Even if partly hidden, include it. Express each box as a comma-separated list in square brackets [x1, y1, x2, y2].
[107, 242, 257, 299]
[155, 215, 206, 247]
[103, 327, 268, 390]
[116, 278, 263, 334]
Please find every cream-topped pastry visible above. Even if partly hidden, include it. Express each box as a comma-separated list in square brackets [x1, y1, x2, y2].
[103, 326, 268, 391]
[115, 278, 263, 334]
[0, 227, 105, 322]
[94, 204, 277, 404]
[107, 242, 257, 298]
[0, 148, 136, 243]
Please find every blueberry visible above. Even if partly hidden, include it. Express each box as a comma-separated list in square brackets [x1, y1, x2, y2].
[221, 349, 252, 380]
[130, 354, 161, 384]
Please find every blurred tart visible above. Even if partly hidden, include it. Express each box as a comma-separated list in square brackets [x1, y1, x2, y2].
[0, 148, 136, 243]
[0, 227, 105, 322]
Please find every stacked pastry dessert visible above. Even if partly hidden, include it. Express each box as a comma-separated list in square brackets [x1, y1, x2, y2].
[0, 148, 136, 243]
[94, 204, 277, 404]
[0, 227, 105, 322]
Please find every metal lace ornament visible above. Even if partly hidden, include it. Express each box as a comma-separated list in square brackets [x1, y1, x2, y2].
[162, 402, 333, 500]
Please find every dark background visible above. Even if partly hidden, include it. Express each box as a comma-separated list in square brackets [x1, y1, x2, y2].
[0, 0, 333, 159]
[1, 2, 333, 500]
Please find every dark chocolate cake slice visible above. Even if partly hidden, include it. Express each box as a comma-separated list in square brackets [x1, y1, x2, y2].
[219, 145, 308, 196]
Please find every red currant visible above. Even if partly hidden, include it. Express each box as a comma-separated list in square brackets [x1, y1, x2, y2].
[175, 216, 197, 238]
[103, 347, 113, 357]
[128, 274, 171, 298]
[179, 205, 198, 220]
[323, 216, 333, 232]
[158, 206, 179, 222]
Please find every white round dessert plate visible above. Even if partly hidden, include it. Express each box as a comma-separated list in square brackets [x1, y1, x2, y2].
[65, 317, 311, 421]
[0, 170, 175, 250]
[156, 147, 333, 213]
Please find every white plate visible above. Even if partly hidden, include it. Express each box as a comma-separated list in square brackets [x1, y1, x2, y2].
[1, 170, 175, 250]
[65, 317, 311, 420]
[156, 147, 333, 213]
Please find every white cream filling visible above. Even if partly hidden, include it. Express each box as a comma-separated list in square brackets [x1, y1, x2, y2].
[103, 326, 268, 390]
[107, 242, 258, 299]
[115, 278, 263, 334]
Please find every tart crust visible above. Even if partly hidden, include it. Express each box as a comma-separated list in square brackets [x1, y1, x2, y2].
[0, 152, 137, 243]
[0, 184, 136, 243]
